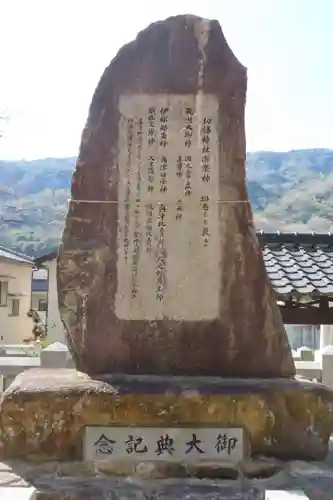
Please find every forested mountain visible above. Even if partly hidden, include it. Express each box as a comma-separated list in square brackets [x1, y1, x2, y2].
[1, 149, 332, 256]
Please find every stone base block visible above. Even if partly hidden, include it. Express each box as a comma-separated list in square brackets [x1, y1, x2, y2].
[1, 369, 333, 463]
[3, 458, 333, 500]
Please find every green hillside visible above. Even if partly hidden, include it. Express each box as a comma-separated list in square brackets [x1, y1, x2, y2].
[1, 149, 332, 257]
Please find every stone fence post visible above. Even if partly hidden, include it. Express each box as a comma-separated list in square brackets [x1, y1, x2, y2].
[40, 342, 70, 368]
[297, 346, 315, 361]
[321, 345, 333, 388]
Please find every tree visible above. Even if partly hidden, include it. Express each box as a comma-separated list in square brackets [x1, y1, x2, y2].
[27, 309, 46, 341]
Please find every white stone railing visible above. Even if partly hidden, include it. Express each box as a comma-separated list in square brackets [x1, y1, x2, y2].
[0, 342, 333, 390]
[291, 345, 333, 384]
[0, 341, 74, 391]
[1, 486, 37, 499]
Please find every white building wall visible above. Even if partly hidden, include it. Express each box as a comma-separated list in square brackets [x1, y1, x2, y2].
[320, 325, 333, 350]
[0, 260, 33, 344]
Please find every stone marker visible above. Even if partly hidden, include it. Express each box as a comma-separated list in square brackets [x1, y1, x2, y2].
[57, 14, 294, 378]
[2, 15, 333, 486]
[298, 346, 315, 361]
[40, 341, 68, 368]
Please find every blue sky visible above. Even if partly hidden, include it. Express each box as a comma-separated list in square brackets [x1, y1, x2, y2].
[1, 0, 332, 160]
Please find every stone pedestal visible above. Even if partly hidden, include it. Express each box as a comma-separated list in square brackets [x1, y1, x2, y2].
[1, 369, 333, 465]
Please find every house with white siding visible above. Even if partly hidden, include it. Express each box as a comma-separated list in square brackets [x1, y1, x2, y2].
[0, 246, 34, 343]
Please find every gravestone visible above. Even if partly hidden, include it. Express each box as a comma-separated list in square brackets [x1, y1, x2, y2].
[57, 14, 294, 378]
[1, 17, 333, 494]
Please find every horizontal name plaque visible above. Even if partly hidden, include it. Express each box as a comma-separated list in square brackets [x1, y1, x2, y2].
[84, 426, 245, 463]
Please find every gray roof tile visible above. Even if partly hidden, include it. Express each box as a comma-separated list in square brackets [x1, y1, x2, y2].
[33, 234, 333, 298]
[258, 232, 333, 297]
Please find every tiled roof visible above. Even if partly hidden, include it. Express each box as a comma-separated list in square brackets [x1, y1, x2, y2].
[0, 246, 34, 265]
[34, 250, 57, 266]
[34, 234, 333, 298]
[258, 232, 333, 297]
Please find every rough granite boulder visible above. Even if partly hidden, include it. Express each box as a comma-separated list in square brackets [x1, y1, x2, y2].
[57, 14, 295, 377]
[1, 370, 333, 463]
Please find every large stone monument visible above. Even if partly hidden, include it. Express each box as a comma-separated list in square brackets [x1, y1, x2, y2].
[57, 15, 294, 379]
[1, 15, 333, 498]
